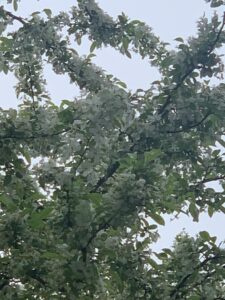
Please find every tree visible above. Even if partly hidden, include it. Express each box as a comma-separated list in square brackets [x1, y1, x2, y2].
[0, 0, 225, 298]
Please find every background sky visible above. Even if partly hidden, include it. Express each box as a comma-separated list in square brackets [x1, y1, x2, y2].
[1, 0, 225, 251]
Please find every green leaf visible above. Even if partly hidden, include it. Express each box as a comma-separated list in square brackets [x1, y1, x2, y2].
[192, 72, 199, 77]
[28, 207, 52, 229]
[189, 202, 199, 222]
[154, 252, 168, 260]
[210, 0, 224, 7]
[125, 49, 132, 58]
[41, 251, 62, 259]
[218, 138, 225, 148]
[145, 149, 162, 163]
[129, 20, 143, 26]
[20, 147, 31, 165]
[152, 80, 161, 85]
[149, 212, 165, 225]
[211, 236, 217, 243]
[148, 224, 158, 230]
[38, 207, 53, 219]
[0, 194, 17, 211]
[188, 296, 201, 300]
[43, 8, 52, 18]
[116, 81, 127, 89]
[4, 174, 12, 186]
[208, 206, 214, 218]
[174, 37, 184, 43]
[31, 11, 40, 17]
[86, 53, 96, 61]
[220, 206, 225, 214]
[122, 37, 130, 51]
[75, 201, 92, 227]
[2, 64, 9, 74]
[76, 34, 82, 45]
[199, 230, 210, 241]
[162, 248, 173, 256]
[13, 0, 18, 11]
[90, 41, 97, 53]
[147, 258, 159, 269]
[0, 37, 13, 51]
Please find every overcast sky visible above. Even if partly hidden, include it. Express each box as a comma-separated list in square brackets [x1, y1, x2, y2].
[1, 0, 225, 251]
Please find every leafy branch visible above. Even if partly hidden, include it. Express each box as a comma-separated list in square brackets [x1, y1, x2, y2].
[0, 127, 71, 140]
[0, 7, 26, 25]
[91, 161, 120, 193]
[166, 111, 211, 133]
[158, 15, 225, 116]
[170, 253, 225, 298]
[81, 209, 119, 262]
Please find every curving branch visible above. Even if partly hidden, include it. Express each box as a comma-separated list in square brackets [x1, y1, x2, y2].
[158, 15, 225, 117]
[0, 7, 26, 25]
[81, 206, 122, 262]
[170, 253, 225, 298]
[196, 175, 225, 186]
[165, 112, 211, 134]
[158, 68, 195, 116]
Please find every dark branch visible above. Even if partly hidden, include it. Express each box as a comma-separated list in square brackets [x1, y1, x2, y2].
[170, 254, 225, 298]
[201, 175, 225, 185]
[166, 112, 211, 134]
[2, 9, 26, 25]
[158, 68, 194, 116]
[91, 161, 120, 192]
[0, 127, 71, 140]
[81, 208, 120, 262]
[0, 273, 10, 290]
[158, 17, 225, 116]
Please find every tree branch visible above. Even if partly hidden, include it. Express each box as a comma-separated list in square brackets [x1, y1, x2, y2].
[193, 175, 225, 190]
[158, 17, 225, 117]
[0, 273, 10, 290]
[1, 8, 26, 25]
[81, 208, 121, 262]
[170, 254, 225, 298]
[91, 161, 120, 192]
[0, 127, 71, 140]
[165, 112, 211, 134]
[158, 68, 194, 116]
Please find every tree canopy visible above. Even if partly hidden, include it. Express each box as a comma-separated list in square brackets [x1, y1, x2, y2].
[1, 0, 225, 299]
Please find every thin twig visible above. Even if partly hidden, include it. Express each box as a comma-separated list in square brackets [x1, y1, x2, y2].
[166, 112, 211, 134]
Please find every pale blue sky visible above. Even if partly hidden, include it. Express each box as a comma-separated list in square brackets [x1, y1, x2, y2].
[1, 0, 225, 251]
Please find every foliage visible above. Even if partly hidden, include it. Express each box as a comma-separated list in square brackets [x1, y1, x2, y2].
[0, 0, 225, 298]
